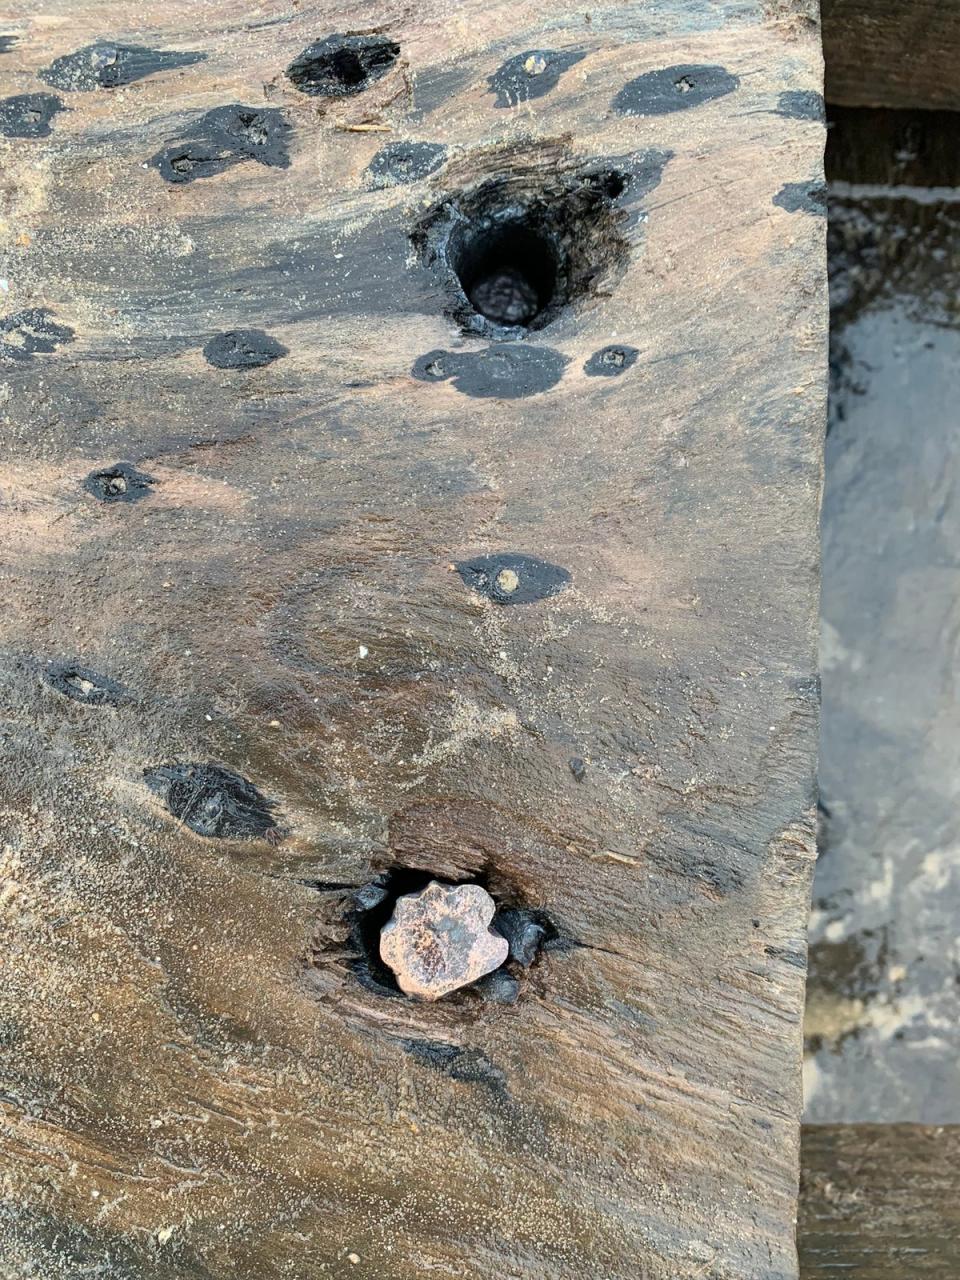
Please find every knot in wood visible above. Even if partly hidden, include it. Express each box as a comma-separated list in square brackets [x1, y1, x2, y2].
[379, 881, 509, 1000]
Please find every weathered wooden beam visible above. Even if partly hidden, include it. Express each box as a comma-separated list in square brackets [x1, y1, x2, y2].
[822, 0, 960, 110]
[799, 1125, 960, 1277]
[0, 3, 826, 1276]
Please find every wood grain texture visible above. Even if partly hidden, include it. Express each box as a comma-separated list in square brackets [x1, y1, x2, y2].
[822, 0, 960, 110]
[0, 3, 826, 1277]
[799, 1125, 960, 1276]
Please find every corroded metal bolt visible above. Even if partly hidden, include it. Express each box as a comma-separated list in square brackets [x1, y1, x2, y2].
[524, 54, 547, 76]
[379, 881, 509, 1000]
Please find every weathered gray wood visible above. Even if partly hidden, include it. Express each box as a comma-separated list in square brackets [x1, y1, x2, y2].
[822, 0, 960, 110]
[799, 1125, 960, 1277]
[0, 2, 826, 1277]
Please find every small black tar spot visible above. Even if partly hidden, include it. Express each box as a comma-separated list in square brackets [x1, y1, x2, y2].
[613, 64, 739, 116]
[0, 36, 17, 54]
[474, 970, 520, 1004]
[203, 328, 287, 370]
[399, 1039, 508, 1097]
[83, 461, 155, 503]
[286, 33, 399, 97]
[144, 762, 281, 840]
[0, 93, 65, 138]
[0, 308, 74, 361]
[43, 662, 128, 707]
[150, 104, 290, 183]
[584, 344, 639, 377]
[487, 49, 585, 108]
[569, 756, 588, 783]
[792, 673, 821, 702]
[412, 345, 568, 398]
[776, 89, 825, 121]
[455, 552, 571, 605]
[366, 140, 446, 188]
[40, 43, 205, 92]
[774, 181, 827, 215]
[493, 907, 552, 966]
[764, 944, 806, 969]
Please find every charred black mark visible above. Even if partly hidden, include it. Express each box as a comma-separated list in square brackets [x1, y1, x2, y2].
[286, 33, 399, 97]
[399, 1039, 508, 1097]
[569, 756, 588, 783]
[776, 89, 825, 121]
[654, 846, 745, 896]
[366, 140, 446, 188]
[413, 156, 669, 338]
[144, 762, 282, 841]
[454, 552, 571, 605]
[83, 461, 155, 503]
[487, 49, 585, 108]
[584, 344, 639, 377]
[774, 181, 827, 215]
[613, 64, 739, 116]
[0, 309, 74, 361]
[0, 93, 65, 138]
[43, 662, 128, 707]
[203, 329, 287, 370]
[149, 104, 290, 184]
[412, 345, 568, 398]
[40, 43, 205, 91]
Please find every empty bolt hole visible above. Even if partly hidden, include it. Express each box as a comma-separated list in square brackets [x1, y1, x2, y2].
[453, 221, 558, 328]
[413, 163, 641, 339]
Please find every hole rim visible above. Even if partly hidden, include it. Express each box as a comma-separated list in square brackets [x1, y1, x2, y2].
[412, 164, 635, 341]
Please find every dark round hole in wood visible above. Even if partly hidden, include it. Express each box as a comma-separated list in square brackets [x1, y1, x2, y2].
[451, 220, 558, 328]
[329, 48, 366, 87]
[412, 162, 646, 340]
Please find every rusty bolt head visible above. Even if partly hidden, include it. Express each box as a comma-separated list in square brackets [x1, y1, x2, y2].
[379, 880, 509, 1000]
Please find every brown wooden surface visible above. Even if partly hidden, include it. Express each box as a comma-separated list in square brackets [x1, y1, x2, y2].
[822, 0, 960, 110]
[0, 3, 826, 1277]
[799, 1125, 960, 1277]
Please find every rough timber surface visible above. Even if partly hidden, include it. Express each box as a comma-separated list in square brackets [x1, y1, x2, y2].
[821, 0, 960, 110]
[799, 1125, 960, 1277]
[0, 3, 826, 1278]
